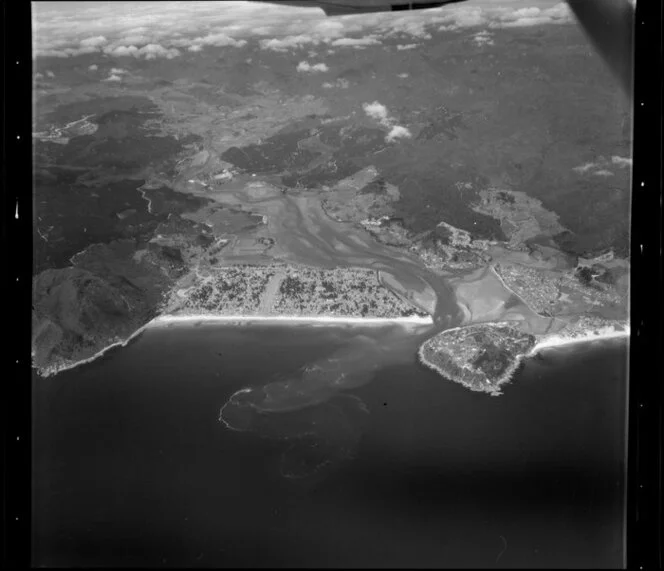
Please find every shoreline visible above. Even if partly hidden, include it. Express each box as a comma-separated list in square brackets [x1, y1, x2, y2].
[35, 312, 435, 378]
[35, 309, 627, 382]
[529, 327, 630, 354]
[150, 313, 434, 326]
[36, 321, 154, 378]
[418, 324, 630, 396]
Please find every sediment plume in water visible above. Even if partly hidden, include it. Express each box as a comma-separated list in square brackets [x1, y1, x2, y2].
[218, 329, 412, 478]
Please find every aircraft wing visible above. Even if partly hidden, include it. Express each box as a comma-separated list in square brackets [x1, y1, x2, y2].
[250, 0, 469, 17]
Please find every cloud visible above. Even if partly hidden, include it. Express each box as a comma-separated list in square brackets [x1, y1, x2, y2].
[322, 78, 349, 89]
[296, 60, 329, 73]
[381, 17, 432, 40]
[330, 35, 380, 47]
[489, 3, 572, 28]
[260, 34, 319, 51]
[472, 31, 494, 46]
[88, 64, 98, 71]
[573, 156, 621, 176]
[362, 101, 411, 141]
[385, 125, 412, 143]
[611, 156, 632, 168]
[181, 32, 247, 51]
[440, 7, 486, 29]
[80, 35, 108, 48]
[136, 43, 181, 59]
[103, 73, 123, 82]
[573, 162, 599, 174]
[103, 43, 180, 59]
[104, 44, 140, 57]
[363, 101, 390, 125]
[35, 72, 44, 79]
[32, 1, 578, 60]
[397, 73, 409, 78]
[46, 70, 55, 78]
[397, 43, 418, 50]
[110, 67, 128, 74]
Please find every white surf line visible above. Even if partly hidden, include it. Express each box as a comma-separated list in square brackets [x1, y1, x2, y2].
[149, 314, 434, 326]
[38, 322, 154, 378]
[39, 312, 433, 376]
[530, 326, 630, 354]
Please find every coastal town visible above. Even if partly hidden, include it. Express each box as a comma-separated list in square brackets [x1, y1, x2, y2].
[164, 263, 428, 319]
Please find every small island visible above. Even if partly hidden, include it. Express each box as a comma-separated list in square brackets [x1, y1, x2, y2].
[418, 322, 537, 396]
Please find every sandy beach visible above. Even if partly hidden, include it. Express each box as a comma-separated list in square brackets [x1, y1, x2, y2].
[530, 326, 630, 354]
[150, 313, 435, 327]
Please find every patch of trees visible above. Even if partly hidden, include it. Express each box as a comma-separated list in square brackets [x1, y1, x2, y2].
[498, 191, 516, 204]
[472, 344, 511, 377]
[359, 178, 387, 196]
[575, 266, 594, 286]
[280, 276, 305, 296]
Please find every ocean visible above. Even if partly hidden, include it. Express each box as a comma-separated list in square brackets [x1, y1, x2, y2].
[32, 323, 627, 568]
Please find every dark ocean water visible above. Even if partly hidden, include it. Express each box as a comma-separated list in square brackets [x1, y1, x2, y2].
[32, 324, 627, 568]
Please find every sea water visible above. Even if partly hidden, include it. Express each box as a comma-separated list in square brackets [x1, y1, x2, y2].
[32, 324, 627, 568]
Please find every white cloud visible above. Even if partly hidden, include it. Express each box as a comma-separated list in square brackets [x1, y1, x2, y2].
[137, 43, 181, 59]
[322, 78, 349, 89]
[104, 44, 140, 57]
[182, 32, 247, 50]
[573, 156, 622, 176]
[382, 17, 432, 40]
[80, 35, 108, 48]
[385, 125, 412, 143]
[110, 67, 128, 74]
[188, 44, 203, 52]
[35, 72, 44, 79]
[363, 101, 390, 125]
[103, 43, 180, 59]
[573, 162, 599, 174]
[611, 156, 632, 168]
[489, 2, 572, 28]
[397, 73, 409, 78]
[363, 101, 411, 141]
[396, 43, 418, 50]
[442, 7, 486, 29]
[32, 1, 578, 60]
[296, 60, 329, 73]
[103, 73, 123, 82]
[260, 34, 318, 51]
[46, 70, 55, 78]
[330, 35, 380, 47]
[88, 64, 98, 71]
[472, 31, 494, 46]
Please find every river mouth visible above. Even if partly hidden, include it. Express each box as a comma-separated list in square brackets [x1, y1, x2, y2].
[177, 181, 461, 335]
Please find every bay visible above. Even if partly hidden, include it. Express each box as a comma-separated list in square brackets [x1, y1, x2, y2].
[32, 324, 627, 568]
